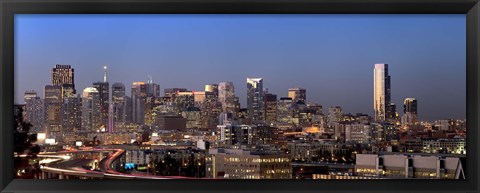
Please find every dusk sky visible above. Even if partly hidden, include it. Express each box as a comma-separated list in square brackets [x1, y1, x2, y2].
[15, 14, 466, 121]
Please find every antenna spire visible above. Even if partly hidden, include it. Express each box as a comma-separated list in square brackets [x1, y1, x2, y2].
[103, 64, 107, 83]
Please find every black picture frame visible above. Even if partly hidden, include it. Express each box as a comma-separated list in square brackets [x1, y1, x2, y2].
[1, 0, 479, 193]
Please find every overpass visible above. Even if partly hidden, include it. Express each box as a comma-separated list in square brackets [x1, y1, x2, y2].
[38, 148, 192, 179]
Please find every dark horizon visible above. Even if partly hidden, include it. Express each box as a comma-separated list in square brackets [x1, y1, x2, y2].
[15, 14, 466, 122]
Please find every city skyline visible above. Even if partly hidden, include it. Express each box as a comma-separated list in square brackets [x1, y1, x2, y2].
[15, 14, 466, 121]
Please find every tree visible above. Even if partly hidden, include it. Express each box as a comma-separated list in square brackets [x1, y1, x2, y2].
[13, 106, 41, 179]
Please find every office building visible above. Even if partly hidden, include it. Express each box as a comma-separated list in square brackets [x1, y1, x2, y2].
[327, 106, 342, 128]
[24, 91, 44, 133]
[181, 107, 202, 129]
[131, 82, 147, 124]
[61, 95, 82, 134]
[247, 78, 264, 123]
[175, 91, 195, 113]
[288, 88, 306, 103]
[355, 153, 465, 179]
[44, 85, 63, 140]
[164, 88, 187, 98]
[82, 87, 102, 132]
[277, 97, 293, 125]
[404, 98, 418, 115]
[206, 148, 291, 179]
[155, 114, 187, 131]
[51, 64, 76, 98]
[264, 93, 277, 124]
[112, 82, 126, 131]
[146, 76, 161, 97]
[205, 84, 219, 97]
[218, 82, 239, 113]
[373, 63, 392, 122]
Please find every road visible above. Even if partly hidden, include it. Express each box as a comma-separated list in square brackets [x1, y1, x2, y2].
[38, 148, 194, 179]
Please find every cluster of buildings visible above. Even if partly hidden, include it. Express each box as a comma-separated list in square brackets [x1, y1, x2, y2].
[16, 63, 466, 179]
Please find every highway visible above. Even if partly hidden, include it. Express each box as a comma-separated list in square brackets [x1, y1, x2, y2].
[38, 148, 193, 179]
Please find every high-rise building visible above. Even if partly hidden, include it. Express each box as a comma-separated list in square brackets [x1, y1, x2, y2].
[175, 91, 195, 113]
[82, 87, 102, 132]
[164, 88, 187, 98]
[219, 82, 238, 113]
[200, 91, 222, 129]
[24, 91, 37, 103]
[93, 81, 109, 127]
[92, 65, 110, 128]
[51, 64, 76, 98]
[327, 106, 343, 128]
[24, 91, 44, 133]
[44, 85, 63, 140]
[112, 82, 126, 131]
[288, 88, 306, 103]
[277, 97, 293, 125]
[131, 82, 147, 124]
[124, 95, 133, 124]
[181, 107, 202, 129]
[205, 84, 219, 97]
[247, 78, 264, 123]
[264, 93, 277, 124]
[61, 95, 82, 134]
[146, 76, 161, 97]
[373, 63, 392, 122]
[404, 98, 418, 115]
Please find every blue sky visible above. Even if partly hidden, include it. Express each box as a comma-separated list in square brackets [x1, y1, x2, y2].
[14, 14, 466, 121]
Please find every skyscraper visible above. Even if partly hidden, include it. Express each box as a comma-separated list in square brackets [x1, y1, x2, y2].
[112, 82, 126, 131]
[82, 87, 102, 132]
[247, 78, 264, 123]
[61, 94, 82, 134]
[373, 63, 391, 122]
[24, 91, 44, 133]
[404, 98, 418, 115]
[219, 82, 238, 113]
[288, 88, 306, 103]
[51, 64, 76, 98]
[264, 92, 277, 124]
[92, 64, 110, 128]
[44, 85, 62, 140]
[327, 106, 343, 128]
[93, 81, 109, 127]
[131, 82, 147, 124]
[277, 97, 293, 124]
[146, 76, 161, 97]
[205, 84, 219, 97]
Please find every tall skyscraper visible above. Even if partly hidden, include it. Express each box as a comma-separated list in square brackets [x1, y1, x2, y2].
[131, 82, 147, 124]
[61, 94, 82, 134]
[24, 91, 44, 133]
[112, 82, 126, 131]
[277, 97, 293, 124]
[404, 98, 418, 115]
[51, 64, 76, 98]
[264, 92, 277, 123]
[92, 64, 110, 128]
[219, 82, 238, 113]
[44, 85, 62, 140]
[373, 63, 391, 122]
[82, 87, 102, 132]
[247, 78, 264, 123]
[93, 81, 109, 127]
[288, 88, 306, 103]
[146, 76, 161, 97]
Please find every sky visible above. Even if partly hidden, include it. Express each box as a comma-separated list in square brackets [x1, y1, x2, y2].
[14, 14, 466, 121]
